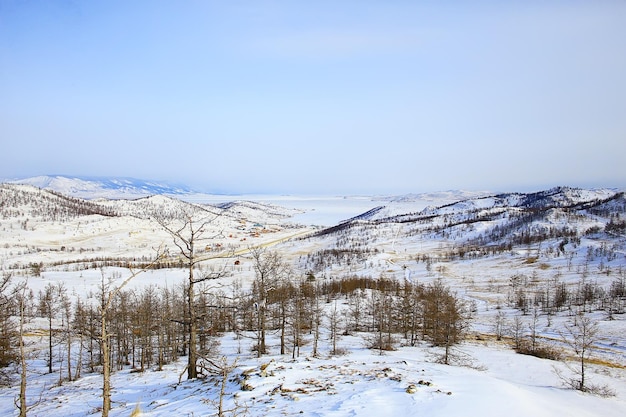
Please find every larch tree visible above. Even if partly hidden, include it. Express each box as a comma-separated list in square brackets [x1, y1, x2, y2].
[559, 313, 600, 393]
[0, 273, 19, 385]
[98, 249, 163, 417]
[250, 248, 288, 357]
[15, 280, 36, 417]
[422, 279, 469, 364]
[38, 282, 67, 375]
[17, 285, 28, 417]
[155, 206, 227, 379]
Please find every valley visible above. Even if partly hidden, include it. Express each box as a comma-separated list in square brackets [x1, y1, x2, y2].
[0, 182, 625, 416]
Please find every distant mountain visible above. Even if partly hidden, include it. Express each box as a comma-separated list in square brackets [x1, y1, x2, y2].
[5, 175, 196, 199]
[376, 190, 491, 203]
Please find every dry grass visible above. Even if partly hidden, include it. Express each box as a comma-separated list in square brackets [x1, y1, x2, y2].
[130, 403, 142, 417]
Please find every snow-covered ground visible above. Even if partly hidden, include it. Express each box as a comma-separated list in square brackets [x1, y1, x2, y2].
[1, 185, 625, 416]
[1, 331, 624, 417]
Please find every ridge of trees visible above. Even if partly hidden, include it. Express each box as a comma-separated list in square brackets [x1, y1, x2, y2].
[0, 185, 119, 221]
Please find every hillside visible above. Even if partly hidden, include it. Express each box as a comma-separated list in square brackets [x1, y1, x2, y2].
[0, 185, 625, 417]
[295, 186, 626, 364]
[6, 175, 197, 199]
[313, 186, 625, 249]
[0, 184, 311, 273]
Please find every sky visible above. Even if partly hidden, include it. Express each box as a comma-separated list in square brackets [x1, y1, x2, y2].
[1, 0, 625, 195]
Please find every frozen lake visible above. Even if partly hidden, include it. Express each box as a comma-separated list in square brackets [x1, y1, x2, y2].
[179, 193, 462, 227]
[180, 194, 381, 226]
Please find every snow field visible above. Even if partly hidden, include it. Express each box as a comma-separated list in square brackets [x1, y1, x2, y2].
[2, 330, 625, 417]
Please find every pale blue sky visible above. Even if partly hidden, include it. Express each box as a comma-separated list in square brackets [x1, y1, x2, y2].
[1, 0, 625, 194]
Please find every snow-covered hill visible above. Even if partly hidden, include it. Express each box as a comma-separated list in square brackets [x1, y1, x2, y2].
[1, 185, 625, 417]
[0, 184, 311, 271]
[6, 175, 196, 199]
[326, 186, 625, 247]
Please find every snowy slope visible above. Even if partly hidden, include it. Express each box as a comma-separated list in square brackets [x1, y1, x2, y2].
[7, 175, 196, 199]
[1, 332, 624, 417]
[0, 184, 312, 271]
[1, 185, 625, 417]
[334, 187, 624, 245]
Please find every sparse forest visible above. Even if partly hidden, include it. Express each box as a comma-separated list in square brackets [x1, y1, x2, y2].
[1, 184, 625, 416]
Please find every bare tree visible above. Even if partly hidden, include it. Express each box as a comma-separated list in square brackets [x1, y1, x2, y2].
[38, 282, 66, 375]
[510, 314, 525, 351]
[327, 300, 343, 355]
[347, 289, 366, 334]
[528, 305, 541, 353]
[270, 271, 296, 355]
[14, 281, 40, 417]
[312, 298, 322, 357]
[0, 273, 19, 385]
[60, 288, 72, 384]
[72, 298, 88, 381]
[368, 286, 396, 354]
[250, 248, 287, 357]
[397, 281, 421, 346]
[558, 313, 604, 393]
[201, 356, 247, 417]
[98, 249, 163, 417]
[155, 207, 226, 379]
[422, 279, 469, 364]
[290, 279, 305, 359]
[17, 285, 29, 417]
[493, 310, 508, 341]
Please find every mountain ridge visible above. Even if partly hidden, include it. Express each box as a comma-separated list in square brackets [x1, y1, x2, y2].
[5, 175, 198, 199]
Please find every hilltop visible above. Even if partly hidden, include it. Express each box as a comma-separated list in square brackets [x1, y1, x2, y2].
[5, 175, 199, 199]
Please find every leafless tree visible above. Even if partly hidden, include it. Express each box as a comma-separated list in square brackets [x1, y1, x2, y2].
[558, 313, 607, 394]
[528, 306, 541, 353]
[60, 288, 72, 384]
[493, 310, 508, 341]
[38, 282, 66, 375]
[201, 356, 247, 417]
[422, 279, 469, 364]
[0, 273, 19, 385]
[15, 281, 40, 417]
[347, 289, 366, 334]
[72, 298, 88, 381]
[155, 207, 227, 379]
[397, 282, 422, 346]
[368, 286, 396, 354]
[17, 285, 29, 417]
[510, 314, 525, 351]
[290, 279, 305, 359]
[97, 249, 163, 417]
[327, 300, 342, 355]
[250, 248, 288, 357]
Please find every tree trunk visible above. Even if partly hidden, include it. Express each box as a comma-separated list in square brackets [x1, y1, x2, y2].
[48, 315, 53, 374]
[66, 320, 72, 382]
[101, 310, 111, 417]
[74, 332, 83, 380]
[260, 304, 266, 356]
[18, 297, 27, 417]
[280, 304, 286, 355]
[188, 259, 198, 379]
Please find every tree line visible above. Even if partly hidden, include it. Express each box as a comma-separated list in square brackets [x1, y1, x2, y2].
[506, 271, 626, 318]
[0, 255, 470, 386]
